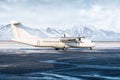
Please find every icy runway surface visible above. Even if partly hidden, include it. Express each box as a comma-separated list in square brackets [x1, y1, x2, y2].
[0, 41, 120, 80]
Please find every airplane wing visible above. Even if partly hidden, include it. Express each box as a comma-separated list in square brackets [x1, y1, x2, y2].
[60, 36, 91, 42]
[60, 38, 78, 42]
[60, 38, 76, 41]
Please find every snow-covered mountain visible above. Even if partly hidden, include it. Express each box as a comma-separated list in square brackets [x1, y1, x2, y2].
[0, 24, 13, 40]
[0, 24, 120, 41]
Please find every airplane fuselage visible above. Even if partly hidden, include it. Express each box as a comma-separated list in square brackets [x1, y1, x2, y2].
[11, 21, 95, 50]
[12, 38, 95, 49]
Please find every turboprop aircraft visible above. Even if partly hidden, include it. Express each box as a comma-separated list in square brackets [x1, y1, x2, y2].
[11, 21, 95, 50]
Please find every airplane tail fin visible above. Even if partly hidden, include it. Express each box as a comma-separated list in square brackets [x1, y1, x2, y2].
[11, 21, 38, 39]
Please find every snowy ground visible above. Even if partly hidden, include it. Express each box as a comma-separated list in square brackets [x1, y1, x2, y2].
[0, 41, 120, 80]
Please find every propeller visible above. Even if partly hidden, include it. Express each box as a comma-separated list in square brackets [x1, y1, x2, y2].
[77, 34, 82, 42]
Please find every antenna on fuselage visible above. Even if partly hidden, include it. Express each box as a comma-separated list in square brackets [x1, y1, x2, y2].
[64, 33, 66, 37]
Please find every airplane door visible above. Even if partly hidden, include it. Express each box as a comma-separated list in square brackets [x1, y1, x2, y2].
[37, 40, 40, 46]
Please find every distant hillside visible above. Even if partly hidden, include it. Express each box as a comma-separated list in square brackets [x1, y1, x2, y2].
[0, 24, 120, 41]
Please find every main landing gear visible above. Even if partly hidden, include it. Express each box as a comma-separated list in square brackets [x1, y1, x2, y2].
[55, 48, 59, 50]
[89, 47, 93, 50]
[55, 47, 67, 51]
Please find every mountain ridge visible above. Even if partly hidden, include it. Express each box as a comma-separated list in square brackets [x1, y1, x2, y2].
[0, 24, 120, 41]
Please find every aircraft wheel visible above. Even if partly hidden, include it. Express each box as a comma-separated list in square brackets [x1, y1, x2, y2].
[55, 48, 59, 50]
[90, 47, 92, 50]
[63, 47, 67, 51]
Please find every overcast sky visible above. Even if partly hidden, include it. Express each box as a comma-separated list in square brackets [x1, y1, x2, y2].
[0, 0, 120, 32]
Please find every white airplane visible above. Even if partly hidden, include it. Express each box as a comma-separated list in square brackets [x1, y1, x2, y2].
[11, 21, 95, 50]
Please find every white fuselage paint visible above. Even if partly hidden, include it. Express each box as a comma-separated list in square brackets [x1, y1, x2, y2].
[11, 21, 95, 49]
[12, 38, 95, 48]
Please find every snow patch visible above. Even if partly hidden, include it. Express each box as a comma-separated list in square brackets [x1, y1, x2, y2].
[0, 24, 120, 41]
